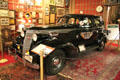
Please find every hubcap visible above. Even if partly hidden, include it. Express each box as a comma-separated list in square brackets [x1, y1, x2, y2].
[100, 41, 104, 49]
[53, 58, 60, 65]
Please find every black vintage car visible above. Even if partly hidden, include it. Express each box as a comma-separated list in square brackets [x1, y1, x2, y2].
[14, 14, 107, 75]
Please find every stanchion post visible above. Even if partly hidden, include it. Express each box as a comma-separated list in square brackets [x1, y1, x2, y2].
[40, 50, 44, 80]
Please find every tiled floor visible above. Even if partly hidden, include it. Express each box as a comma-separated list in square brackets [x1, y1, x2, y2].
[0, 47, 120, 80]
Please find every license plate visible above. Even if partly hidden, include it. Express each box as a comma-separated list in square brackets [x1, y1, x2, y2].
[24, 55, 33, 63]
[78, 45, 86, 52]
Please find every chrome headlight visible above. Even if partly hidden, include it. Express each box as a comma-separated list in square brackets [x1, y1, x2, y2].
[20, 31, 24, 37]
[32, 34, 37, 41]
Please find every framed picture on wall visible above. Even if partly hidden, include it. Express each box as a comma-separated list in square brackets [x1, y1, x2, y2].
[38, 19, 43, 24]
[50, 5, 56, 14]
[4, 0, 8, 1]
[9, 11, 15, 18]
[0, 18, 9, 25]
[35, 0, 42, 6]
[0, 1, 8, 9]
[56, 0, 64, 7]
[39, 12, 43, 18]
[32, 19, 37, 23]
[45, 16, 49, 24]
[32, 12, 36, 18]
[65, 8, 69, 14]
[0, 10, 9, 17]
[9, 25, 15, 30]
[50, 14, 55, 24]
[65, 0, 70, 8]
[18, 12, 23, 18]
[9, 18, 15, 25]
[57, 8, 65, 17]
[49, 0, 55, 5]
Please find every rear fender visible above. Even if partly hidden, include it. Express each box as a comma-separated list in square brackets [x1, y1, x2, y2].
[98, 33, 107, 43]
[57, 43, 79, 58]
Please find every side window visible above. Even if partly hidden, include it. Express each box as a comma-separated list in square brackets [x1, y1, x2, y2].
[76, 19, 80, 24]
[68, 18, 75, 24]
[94, 18, 100, 26]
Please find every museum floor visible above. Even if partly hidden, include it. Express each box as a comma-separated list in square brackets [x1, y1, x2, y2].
[0, 43, 120, 80]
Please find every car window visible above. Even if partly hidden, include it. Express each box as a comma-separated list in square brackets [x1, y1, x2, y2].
[76, 19, 80, 24]
[68, 18, 75, 24]
[94, 18, 101, 26]
[57, 17, 67, 24]
[79, 17, 92, 27]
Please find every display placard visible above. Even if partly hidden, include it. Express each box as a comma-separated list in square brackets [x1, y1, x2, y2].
[0, 18, 9, 25]
[107, 24, 119, 40]
[0, 10, 9, 17]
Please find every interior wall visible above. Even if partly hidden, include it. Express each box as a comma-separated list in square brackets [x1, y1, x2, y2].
[8, 0, 42, 11]
[75, 0, 103, 16]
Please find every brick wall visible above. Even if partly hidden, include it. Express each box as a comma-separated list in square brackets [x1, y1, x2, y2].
[75, 0, 103, 16]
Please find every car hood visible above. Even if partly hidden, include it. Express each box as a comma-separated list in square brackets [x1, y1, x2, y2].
[28, 24, 66, 30]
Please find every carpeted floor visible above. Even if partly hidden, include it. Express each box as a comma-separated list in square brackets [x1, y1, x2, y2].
[0, 48, 120, 80]
[0, 52, 16, 67]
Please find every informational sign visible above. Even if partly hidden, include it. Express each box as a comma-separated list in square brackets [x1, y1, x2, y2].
[31, 44, 55, 57]
[107, 24, 119, 40]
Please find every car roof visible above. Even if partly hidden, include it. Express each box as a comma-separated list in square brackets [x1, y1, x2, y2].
[63, 14, 99, 18]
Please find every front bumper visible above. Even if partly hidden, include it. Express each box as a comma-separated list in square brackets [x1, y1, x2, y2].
[25, 60, 40, 69]
[16, 55, 40, 69]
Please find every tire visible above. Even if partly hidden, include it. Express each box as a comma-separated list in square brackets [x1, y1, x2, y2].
[97, 40, 105, 51]
[44, 49, 66, 75]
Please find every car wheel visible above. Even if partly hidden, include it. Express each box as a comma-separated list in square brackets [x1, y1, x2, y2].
[97, 40, 105, 51]
[44, 49, 66, 75]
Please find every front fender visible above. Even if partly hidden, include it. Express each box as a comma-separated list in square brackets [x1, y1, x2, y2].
[56, 43, 79, 58]
[98, 33, 107, 43]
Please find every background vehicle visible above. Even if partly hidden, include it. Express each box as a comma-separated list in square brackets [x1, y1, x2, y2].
[14, 14, 107, 75]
